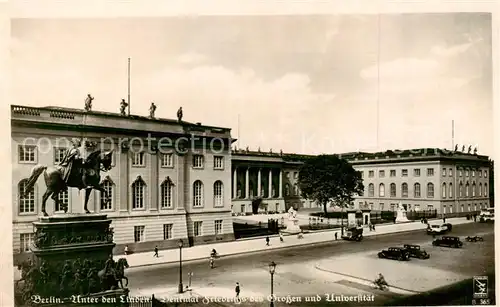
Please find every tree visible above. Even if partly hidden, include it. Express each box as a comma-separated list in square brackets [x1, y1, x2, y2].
[298, 154, 364, 216]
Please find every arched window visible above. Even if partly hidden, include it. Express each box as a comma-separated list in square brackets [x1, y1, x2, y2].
[484, 183, 488, 197]
[479, 183, 483, 197]
[132, 176, 146, 209]
[57, 190, 69, 212]
[214, 180, 223, 207]
[401, 183, 408, 198]
[100, 177, 113, 210]
[19, 179, 35, 213]
[459, 182, 463, 197]
[442, 183, 447, 198]
[472, 183, 476, 197]
[390, 183, 396, 197]
[449, 183, 453, 198]
[160, 177, 174, 209]
[368, 184, 374, 197]
[465, 182, 469, 197]
[193, 180, 204, 207]
[284, 184, 290, 196]
[427, 183, 434, 198]
[414, 183, 421, 198]
[379, 183, 385, 197]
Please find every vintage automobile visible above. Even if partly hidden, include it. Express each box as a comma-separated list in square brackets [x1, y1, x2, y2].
[403, 244, 430, 259]
[341, 226, 363, 241]
[427, 224, 449, 235]
[432, 236, 463, 248]
[466, 235, 484, 242]
[378, 247, 410, 261]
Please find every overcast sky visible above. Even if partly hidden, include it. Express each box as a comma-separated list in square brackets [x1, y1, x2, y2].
[10, 13, 492, 155]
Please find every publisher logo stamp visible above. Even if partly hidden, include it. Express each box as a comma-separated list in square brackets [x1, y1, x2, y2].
[473, 276, 488, 299]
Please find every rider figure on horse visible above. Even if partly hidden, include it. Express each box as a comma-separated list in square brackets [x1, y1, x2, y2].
[59, 138, 87, 188]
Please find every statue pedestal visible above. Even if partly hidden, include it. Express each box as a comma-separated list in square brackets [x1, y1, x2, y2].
[15, 214, 130, 306]
[395, 210, 410, 223]
[282, 218, 301, 234]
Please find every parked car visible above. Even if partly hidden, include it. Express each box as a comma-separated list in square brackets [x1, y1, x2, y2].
[403, 244, 430, 259]
[427, 224, 448, 235]
[341, 226, 363, 241]
[466, 235, 484, 242]
[432, 236, 463, 248]
[378, 247, 410, 261]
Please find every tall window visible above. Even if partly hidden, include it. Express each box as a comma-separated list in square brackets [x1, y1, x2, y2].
[379, 170, 385, 178]
[427, 183, 434, 198]
[57, 190, 69, 212]
[193, 180, 204, 207]
[449, 183, 453, 198]
[368, 184, 374, 197]
[284, 184, 290, 196]
[402, 169, 408, 177]
[161, 178, 173, 208]
[163, 224, 173, 240]
[414, 169, 421, 177]
[390, 183, 396, 197]
[193, 155, 204, 168]
[368, 171, 374, 178]
[465, 169, 469, 177]
[214, 156, 224, 169]
[465, 183, 470, 197]
[161, 153, 173, 167]
[472, 170, 475, 177]
[442, 183, 447, 198]
[194, 221, 202, 236]
[132, 152, 145, 166]
[100, 179, 113, 210]
[459, 169, 463, 177]
[132, 177, 146, 209]
[479, 183, 483, 197]
[484, 170, 488, 177]
[19, 145, 36, 163]
[134, 226, 145, 242]
[459, 183, 463, 197]
[390, 170, 396, 177]
[414, 183, 421, 198]
[379, 183, 385, 197]
[54, 147, 67, 164]
[20, 233, 34, 252]
[401, 183, 408, 198]
[484, 183, 488, 196]
[19, 179, 35, 213]
[442, 168, 446, 177]
[214, 181, 223, 207]
[449, 168, 453, 176]
[472, 183, 476, 197]
[215, 220, 223, 234]
[427, 168, 434, 176]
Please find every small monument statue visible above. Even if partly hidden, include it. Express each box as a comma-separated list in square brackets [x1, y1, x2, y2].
[395, 202, 409, 223]
[84, 94, 94, 112]
[149, 102, 156, 118]
[120, 99, 128, 116]
[474, 147, 478, 155]
[177, 107, 183, 122]
[468, 145, 472, 154]
[282, 207, 301, 234]
[454, 144, 458, 152]
[462, 145, 466, 152]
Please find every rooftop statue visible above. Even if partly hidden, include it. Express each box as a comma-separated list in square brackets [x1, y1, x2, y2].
[84, 94, 94, 112]
[177, 107, 183, 122]
[120, 99, 128, 116]
[149, 102, 157, 118]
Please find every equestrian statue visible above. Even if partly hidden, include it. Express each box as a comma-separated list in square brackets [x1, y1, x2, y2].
[23, 138, 113, 216]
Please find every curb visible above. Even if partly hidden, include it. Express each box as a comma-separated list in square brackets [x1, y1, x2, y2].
[124, 227, 435, 269]
[314, 264, 421, 294]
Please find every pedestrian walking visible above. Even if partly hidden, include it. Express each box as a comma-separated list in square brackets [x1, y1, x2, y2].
[372, 224, 376, 231]
[153, 246, 159, 257]
[334, 232, 338, 240]
[265, 236, 270, 246]
[124, 245, 129, 256]
[235, 282, 240, 301]
[443, 217, 446, 223]
[279, 233, 284, 243]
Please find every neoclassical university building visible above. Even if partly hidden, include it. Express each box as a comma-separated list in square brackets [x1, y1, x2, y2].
[11, 104, 491, 262]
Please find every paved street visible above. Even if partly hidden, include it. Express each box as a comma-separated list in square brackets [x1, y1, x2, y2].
[127, 222, 494, 306]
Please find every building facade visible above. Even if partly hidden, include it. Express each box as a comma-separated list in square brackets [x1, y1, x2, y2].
[342, 149, 491, 215]
[12, 105, 234, 263]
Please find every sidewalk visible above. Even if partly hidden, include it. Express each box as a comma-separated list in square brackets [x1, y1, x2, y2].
[118, 217, 472, 268]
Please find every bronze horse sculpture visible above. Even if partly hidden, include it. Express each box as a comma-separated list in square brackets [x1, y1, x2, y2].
[23, 150, 113, 216]
[98, 258, 129, 290]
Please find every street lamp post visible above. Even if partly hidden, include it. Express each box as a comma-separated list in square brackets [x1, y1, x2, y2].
[178, 239, 184, 293]
[268, 261, 276, 307]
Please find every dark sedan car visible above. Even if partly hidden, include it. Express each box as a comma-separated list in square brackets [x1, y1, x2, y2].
[432, 236, 463, 248]
[378, 247, 410, 261]
[403, 244, 430, 259]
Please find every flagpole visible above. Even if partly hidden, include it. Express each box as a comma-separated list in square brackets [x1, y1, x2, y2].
[128, 58, 131, 116]
[452, 120, 454, 150]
